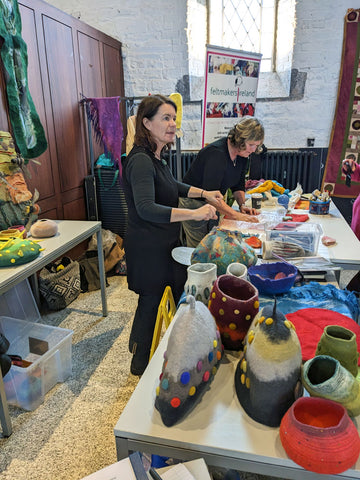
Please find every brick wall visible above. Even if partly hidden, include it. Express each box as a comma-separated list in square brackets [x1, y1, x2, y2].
[44, 0, 351, 150]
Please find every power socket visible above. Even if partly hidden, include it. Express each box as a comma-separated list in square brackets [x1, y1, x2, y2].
[307, 138, 315, 147]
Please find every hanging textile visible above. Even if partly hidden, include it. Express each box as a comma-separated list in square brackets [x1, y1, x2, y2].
[85, 96, 123, 176]
[322, 8, 360, 198]
[0, 0, 47, 159]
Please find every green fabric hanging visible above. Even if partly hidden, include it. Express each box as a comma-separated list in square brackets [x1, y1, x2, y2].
[0, 0, 47, 159]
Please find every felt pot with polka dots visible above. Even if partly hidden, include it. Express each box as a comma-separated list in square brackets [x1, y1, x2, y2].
[235, 301, 303, 427]
[208, 274, 259, 351]
[155, 295, 223, 427]
[0, 237, 43, 267]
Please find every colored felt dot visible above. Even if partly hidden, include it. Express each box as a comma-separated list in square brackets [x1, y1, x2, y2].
[197, 360, 203, 372]
[21, 244, 25, 247]
[245, 314, 251, 321]
[204, 287, 210, 299]
[203, 371, 210, 382]
[290, 321, 296, 330]
[212, 366, 217, 375]
[31, 248, 35, 251]
[191, 285, 196, 295]
[284, 320, 292, 329]
[164, 361, 168, 368]
[170, 397, 181, 408]
[254, 300, 259, 308]
[0, 254, 2, 256]
[161, 378, 169, 390]
[212, 292, 216, 298]
[208, 300, 212, 308]
[5, 250, 10, 253]
[248, 333, 255, 344]
[189, 386, 196, 396]
[246, 377, 250, 388]
[259, 316, 265, 324]
[241, 359, 247, 372]
[30, 242, 34, 245]
[156, 386, 160, 396]
[219, 309, 224, 315]
[213, 339, 218, 348]
[216, 351, 221, 360]
[254, 320, 258, 327]
[159, 373, 163, 381]
[163, 351, 167, 359]
[39, 248, 44, 251]
[208, 351, 214, 362]
[229, 323, 236, 330]
[18, 250, 23, 256]
[216, 330, 220, 339]
[241, 373, 245, 384]
[234, 309, 239, 314]
[180, 371, 191, 385]
[265, 318, 273, 325]
[244, 345, 247, 353]
[222, 296, 227, 302]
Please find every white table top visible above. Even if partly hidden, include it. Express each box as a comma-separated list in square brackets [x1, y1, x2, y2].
[114, 307, 360, 479]
[0, 220, 101, 295]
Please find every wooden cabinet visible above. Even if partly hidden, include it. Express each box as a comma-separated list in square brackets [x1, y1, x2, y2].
[0, 0, 124, 221]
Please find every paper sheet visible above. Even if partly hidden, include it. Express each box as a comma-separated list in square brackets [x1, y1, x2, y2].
[160, 463, 195, 480]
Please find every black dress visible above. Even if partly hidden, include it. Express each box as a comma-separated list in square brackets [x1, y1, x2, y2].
[122, 146, 190, 301]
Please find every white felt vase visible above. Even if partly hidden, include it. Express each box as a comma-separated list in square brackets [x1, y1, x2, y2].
[226, 262, 248, 279]
[184, 263, 217, 306]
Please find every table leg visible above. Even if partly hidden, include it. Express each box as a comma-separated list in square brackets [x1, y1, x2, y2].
[115, 436, 130, 460]
[96, 229, 108, 316]
[0, 372, 12, 437]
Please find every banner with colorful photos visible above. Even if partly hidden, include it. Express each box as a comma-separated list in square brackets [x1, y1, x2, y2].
[202, 45, 262, 147]
[322, 9, 360, 198]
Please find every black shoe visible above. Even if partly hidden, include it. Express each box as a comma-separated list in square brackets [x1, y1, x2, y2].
[130, 343, 149, 376]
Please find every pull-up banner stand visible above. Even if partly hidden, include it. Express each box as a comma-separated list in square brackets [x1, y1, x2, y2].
[202, 45, 262, 147]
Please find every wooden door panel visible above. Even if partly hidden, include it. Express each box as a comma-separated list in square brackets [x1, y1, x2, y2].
[18, 4, 55, 201]
[78, 32, 104, 165]
[42, 16, 86, 192]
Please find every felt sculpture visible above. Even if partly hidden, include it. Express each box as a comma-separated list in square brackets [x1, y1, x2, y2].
[247, 180, 285, 195]
[234, 301, 303, 427]
[208, 275, 259, 350]
[0, 237, 43, 267]
[280, 397, 360, 475]
[30, 219, 58, 238]
[285, 308, 360, 365]
[155, 295, 223, 427]
[315, 325, 359, 377]
[191, 226, 257, 276]
[301, 355, 360, 417]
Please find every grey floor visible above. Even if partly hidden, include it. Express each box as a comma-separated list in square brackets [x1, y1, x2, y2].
[0, 270, 358, 480]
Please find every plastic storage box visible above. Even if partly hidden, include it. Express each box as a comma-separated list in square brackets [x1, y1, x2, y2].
[0, 316, 73, 411]
[266, 222, 323, 256]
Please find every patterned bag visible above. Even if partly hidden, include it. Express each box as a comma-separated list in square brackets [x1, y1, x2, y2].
[39, 257, 81, 310]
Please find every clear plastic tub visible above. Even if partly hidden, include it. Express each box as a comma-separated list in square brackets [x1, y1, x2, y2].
[266, 222, 323, 256]
[0, 316, 73, 411]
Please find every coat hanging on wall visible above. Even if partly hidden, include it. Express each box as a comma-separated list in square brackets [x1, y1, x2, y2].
[0, 0, 47, 159]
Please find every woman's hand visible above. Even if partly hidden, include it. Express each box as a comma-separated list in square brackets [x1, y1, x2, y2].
[240, 205, 260, 216]
[203, 190, 223, 207]
[233, 211, 259, 223]
[192, 204, 218, 221]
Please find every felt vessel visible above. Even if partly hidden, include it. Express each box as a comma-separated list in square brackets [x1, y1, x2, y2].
[184, 262, 217, 306]
[208, 275, 259, 350]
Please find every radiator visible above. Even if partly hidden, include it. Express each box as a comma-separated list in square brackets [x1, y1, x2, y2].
[167, 149, 322, 193]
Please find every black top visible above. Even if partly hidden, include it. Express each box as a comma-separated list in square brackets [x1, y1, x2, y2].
[183, 137, 249, 195]
[122, 146, 190, 296]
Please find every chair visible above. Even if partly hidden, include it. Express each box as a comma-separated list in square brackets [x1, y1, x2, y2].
[149, 286, 176, 360]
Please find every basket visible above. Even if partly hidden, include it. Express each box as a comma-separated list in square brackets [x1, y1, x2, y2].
[309, 200, 330, 215]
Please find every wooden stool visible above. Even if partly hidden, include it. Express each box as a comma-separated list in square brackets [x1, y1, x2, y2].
[150, 286, 176, 360]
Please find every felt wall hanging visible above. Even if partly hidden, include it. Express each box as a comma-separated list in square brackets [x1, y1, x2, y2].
[155, 295, 223, 427]
[321, 8, 360, 199]
[0, 0, 47, 159]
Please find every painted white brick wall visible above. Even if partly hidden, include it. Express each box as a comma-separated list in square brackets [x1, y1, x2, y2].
[45, 0, 356, 150]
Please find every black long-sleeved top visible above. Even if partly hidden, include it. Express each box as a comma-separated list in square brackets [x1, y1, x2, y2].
[122, 146, 190, 296]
